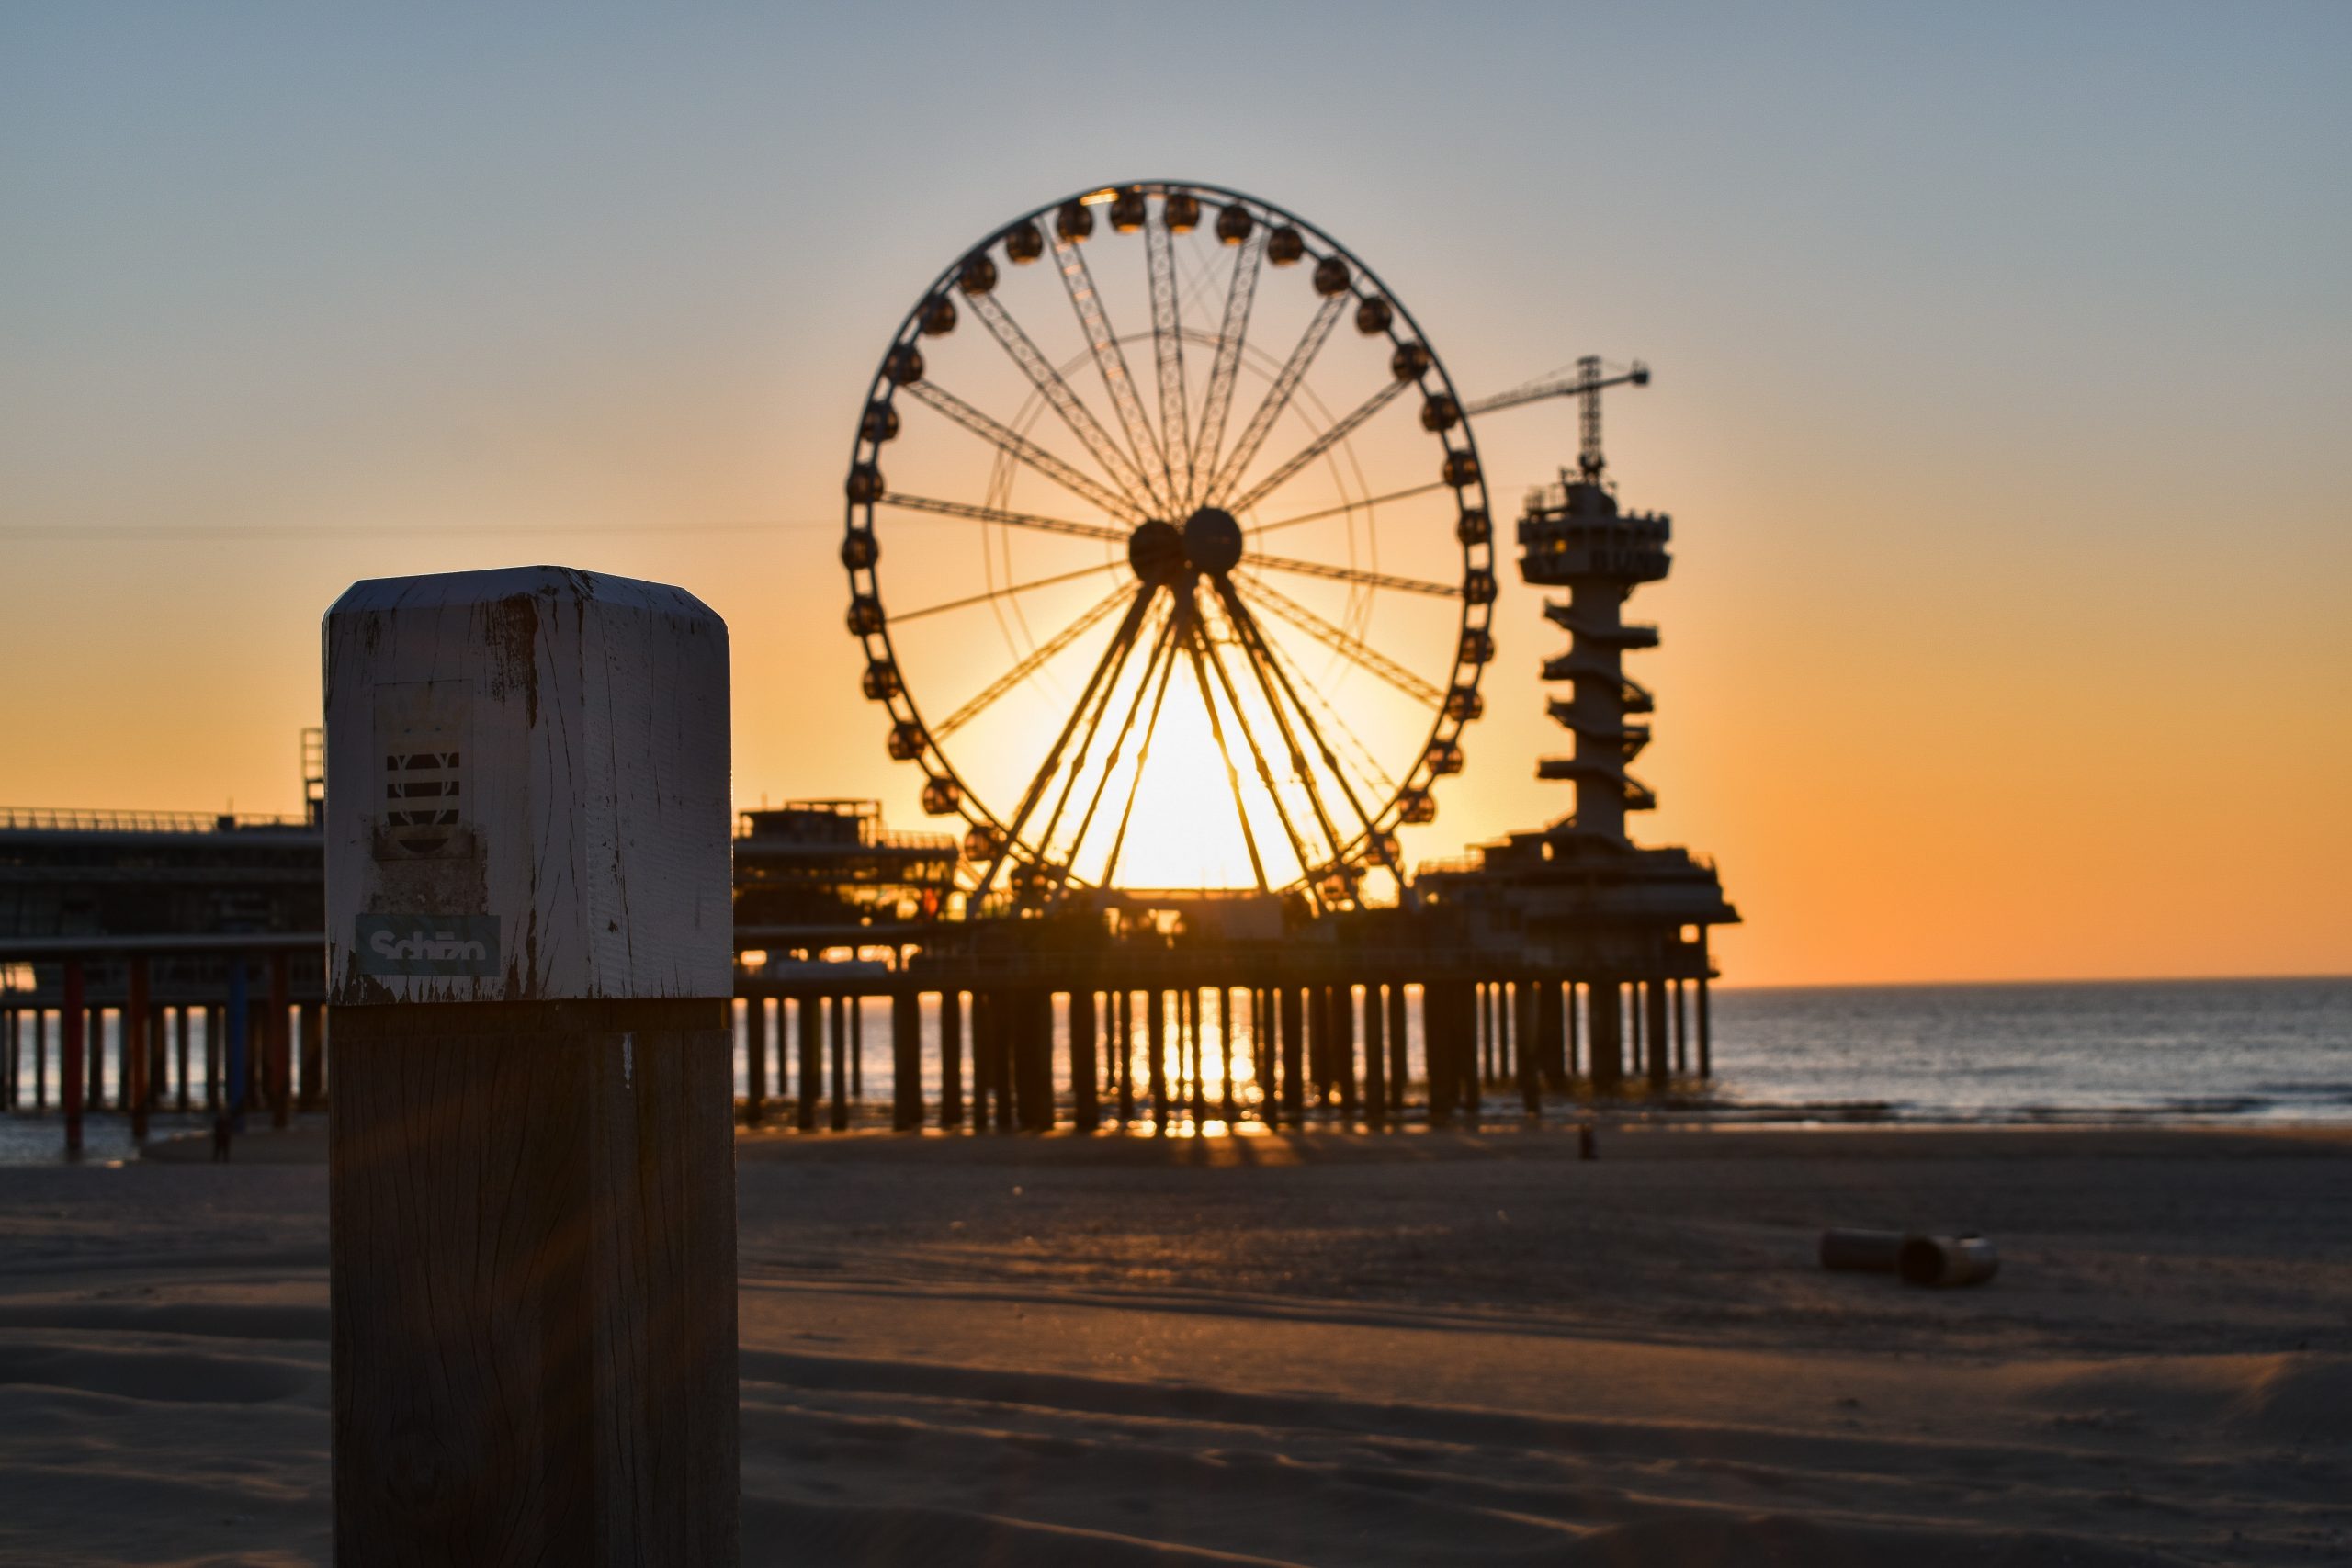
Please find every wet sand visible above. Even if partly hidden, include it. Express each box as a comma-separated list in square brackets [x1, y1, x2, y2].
[2, 1123, 2346, 1564]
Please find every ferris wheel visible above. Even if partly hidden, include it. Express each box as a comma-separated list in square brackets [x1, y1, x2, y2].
[841, 182, 1495, 912]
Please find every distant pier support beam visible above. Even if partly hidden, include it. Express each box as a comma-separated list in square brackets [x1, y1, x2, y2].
[298, 1002, 324, 1110]
[268, 952, 291, 1129]
[1589, 980, 1623, 1091]
[745, 993, 768, 1127]
[939, 989, 964, 1129]
[128, 957, 152, 1142]
[1071, 989, 1100, 1133]
[1278, 987, 1305, 1127]
[1698, 977, 1713, 1077]
[62, 964, 85, 1156]
[1387, 986, 1408, 1114]
[797, 996, 820, 1132]
[890, 991, 921, 1131]
[1147, 989, 1169, 1133]
[1646, 980, 1670, 1090]
[831, 995, 850, 1131]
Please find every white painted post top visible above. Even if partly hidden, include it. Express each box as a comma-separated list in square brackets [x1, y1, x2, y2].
[324, 566, 731, 1005]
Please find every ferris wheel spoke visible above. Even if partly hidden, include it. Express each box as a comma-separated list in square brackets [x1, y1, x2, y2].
[1238, 553, 1462, 599]
[1238, 574, 1443, 705]
[1096, 604, 1186, 892]
[936, 585, 1132, 739]
[1182, 616, 1270, 893]
[1217, 584, 1381, 859]
[1250, 481, 1453, 539]
[1058, 604, 1179, 885]
[1146, 216, 1193, 512]
[1204, 292, 1349, 507]
[891, 558, 1127, 625]
[973, 587, 1158, 902]
[880, 491, 1129, 545]
[1224, 378, 1409, 518]
[1030, 592, 1161, 875]
[1053, 237, 1171, 514]
[1196, 613, 1324, 892]
[1205, 578, 1352, 882]
[966, 288, 1159, 516]
[900, 381, 1142, 523]
[1192, 228, 1269, 513]
[1249, 597, 1398, 820]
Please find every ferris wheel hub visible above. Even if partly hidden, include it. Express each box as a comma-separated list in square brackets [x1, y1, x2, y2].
[1127, 518, 1185, 585]
[1182, 508, 1243, 577]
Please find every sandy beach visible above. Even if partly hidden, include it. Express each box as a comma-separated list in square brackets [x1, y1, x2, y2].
[0, 1122, 2345, 1565]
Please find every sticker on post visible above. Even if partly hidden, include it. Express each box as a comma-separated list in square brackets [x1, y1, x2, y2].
[354, 915, 502, 977]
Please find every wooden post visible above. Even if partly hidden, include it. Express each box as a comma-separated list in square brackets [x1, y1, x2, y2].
[938, 989, 964, 1129]
[175, 1005, 190, 1111]
[796, 996, 820, 1131]
[1070, 990, 1099, 1134]
[34, 1008, 49, 1111]
[323, 566, 738, 1564]
[1361, 983, 1385, 1129]
[127, 958, 152, 1141]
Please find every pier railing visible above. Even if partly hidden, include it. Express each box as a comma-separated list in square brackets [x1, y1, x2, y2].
[0, 807, 314, 834]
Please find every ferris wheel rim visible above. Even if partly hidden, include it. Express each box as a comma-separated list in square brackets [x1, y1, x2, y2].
[839, 181, 1495, 907]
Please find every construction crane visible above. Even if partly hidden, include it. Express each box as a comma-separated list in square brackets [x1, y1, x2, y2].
[1464, 355, 1650, 483]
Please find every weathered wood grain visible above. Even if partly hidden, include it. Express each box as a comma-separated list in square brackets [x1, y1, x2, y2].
[329, 1000, 737, 1567]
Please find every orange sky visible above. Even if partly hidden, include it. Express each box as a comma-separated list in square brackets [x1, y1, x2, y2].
[3, 6, 2346, 987]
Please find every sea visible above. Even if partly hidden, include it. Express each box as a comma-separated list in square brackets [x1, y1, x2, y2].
[4, 976, 2346, 1164]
